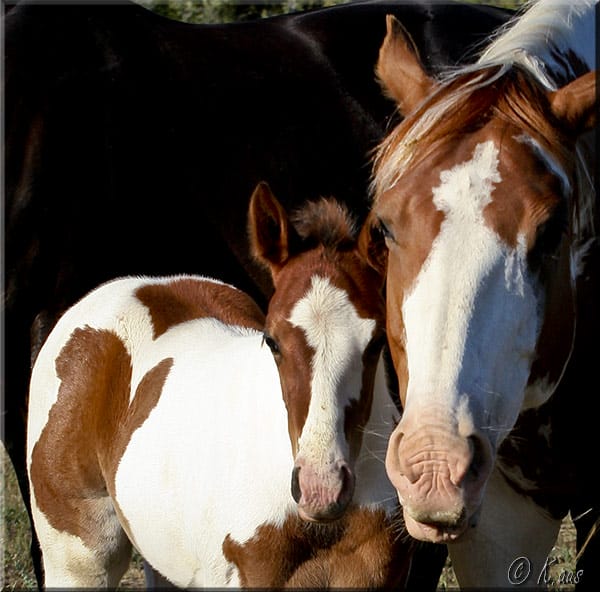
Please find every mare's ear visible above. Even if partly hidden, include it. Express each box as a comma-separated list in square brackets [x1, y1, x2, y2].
[358, 212, 388, 282]
[548, 71, 597, 135]
[248, 182, 296, 275]
[376, 14, 436, 116]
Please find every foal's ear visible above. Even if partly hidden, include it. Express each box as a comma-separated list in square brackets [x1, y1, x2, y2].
[548, 71, 597, 135]
[376, 14, 436, 115]
[248, 182, 295, 274]
[358, 212, 388, 282]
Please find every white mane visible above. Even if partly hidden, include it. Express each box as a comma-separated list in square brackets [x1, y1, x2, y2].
[474, 0, 597, 249]
[476, 0, 597, 90]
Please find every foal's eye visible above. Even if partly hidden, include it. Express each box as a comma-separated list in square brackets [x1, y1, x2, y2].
[262, 333, 281, 356]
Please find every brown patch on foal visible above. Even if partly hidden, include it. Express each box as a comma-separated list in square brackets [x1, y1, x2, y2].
[30, 326, 172, 550]
[222, 508, 410, 588]
[136, 278, 265, 338]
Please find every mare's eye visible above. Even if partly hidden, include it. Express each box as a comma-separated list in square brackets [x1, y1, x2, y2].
[377, 217, 395, 242]
[262, 333, 281, 356]
[529, 202, 568, 270]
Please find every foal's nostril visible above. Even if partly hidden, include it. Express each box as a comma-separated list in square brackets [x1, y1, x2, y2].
[291, 466, 301, 503]
[340, 463, 352, 489]
[338, 463, 356, 505]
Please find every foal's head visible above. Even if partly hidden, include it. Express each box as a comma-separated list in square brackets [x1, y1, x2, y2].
[248, 182, 386, 522]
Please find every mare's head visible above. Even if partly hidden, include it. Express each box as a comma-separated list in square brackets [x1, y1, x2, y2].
[370, 15, 596, 542]
[248, 182, 386, 522]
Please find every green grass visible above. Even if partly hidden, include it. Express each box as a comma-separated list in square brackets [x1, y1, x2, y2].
[2, 447, 37, 590]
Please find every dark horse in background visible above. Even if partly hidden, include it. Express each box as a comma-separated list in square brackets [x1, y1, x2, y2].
[4, 0, 511, 587]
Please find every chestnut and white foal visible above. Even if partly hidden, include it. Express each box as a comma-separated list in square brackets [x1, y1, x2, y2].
[26, 183, 407, 588]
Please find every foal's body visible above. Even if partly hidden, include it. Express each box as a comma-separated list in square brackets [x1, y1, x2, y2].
[27, 186, 405, 588]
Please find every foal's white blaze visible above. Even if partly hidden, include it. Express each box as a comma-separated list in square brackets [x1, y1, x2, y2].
[289, 275, 376, 464]
[402, 141, 542, 444]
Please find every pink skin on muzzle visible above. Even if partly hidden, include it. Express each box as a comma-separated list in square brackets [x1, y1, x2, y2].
[385, 420, 493, 543]
[291, 459, 356, 522]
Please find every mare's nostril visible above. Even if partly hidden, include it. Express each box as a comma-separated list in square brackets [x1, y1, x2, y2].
[291, 466, 301, 503]
[466, 435, 490, 482]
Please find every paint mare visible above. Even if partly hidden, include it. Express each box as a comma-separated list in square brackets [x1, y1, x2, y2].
[369, 0, 597, 587]
[27, 183, 408, 588]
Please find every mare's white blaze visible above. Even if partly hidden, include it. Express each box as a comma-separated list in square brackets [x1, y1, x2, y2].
[402, 142, 542, 444]
[289, 275, 376, 465]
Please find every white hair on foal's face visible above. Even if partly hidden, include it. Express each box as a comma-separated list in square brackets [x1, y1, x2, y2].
[289, 275, 376, 465]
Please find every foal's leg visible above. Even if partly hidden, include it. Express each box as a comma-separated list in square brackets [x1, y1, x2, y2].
[31, 492, 131, 588]
[449, 468, 561, 588]
[27, 323, 138, 587]
[143, 562, 177, 589]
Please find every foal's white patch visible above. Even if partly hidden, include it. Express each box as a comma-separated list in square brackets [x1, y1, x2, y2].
[114, 320, 293, 587]
[29, 504, 104, 587]
[401, 141, 542, 442]
[26, 276, 154, 464]
[289, 276, 376, 464]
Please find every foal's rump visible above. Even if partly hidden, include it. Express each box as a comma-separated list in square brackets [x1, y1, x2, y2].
[27, 274, 292, 587]
[27, 274, 266, 464]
